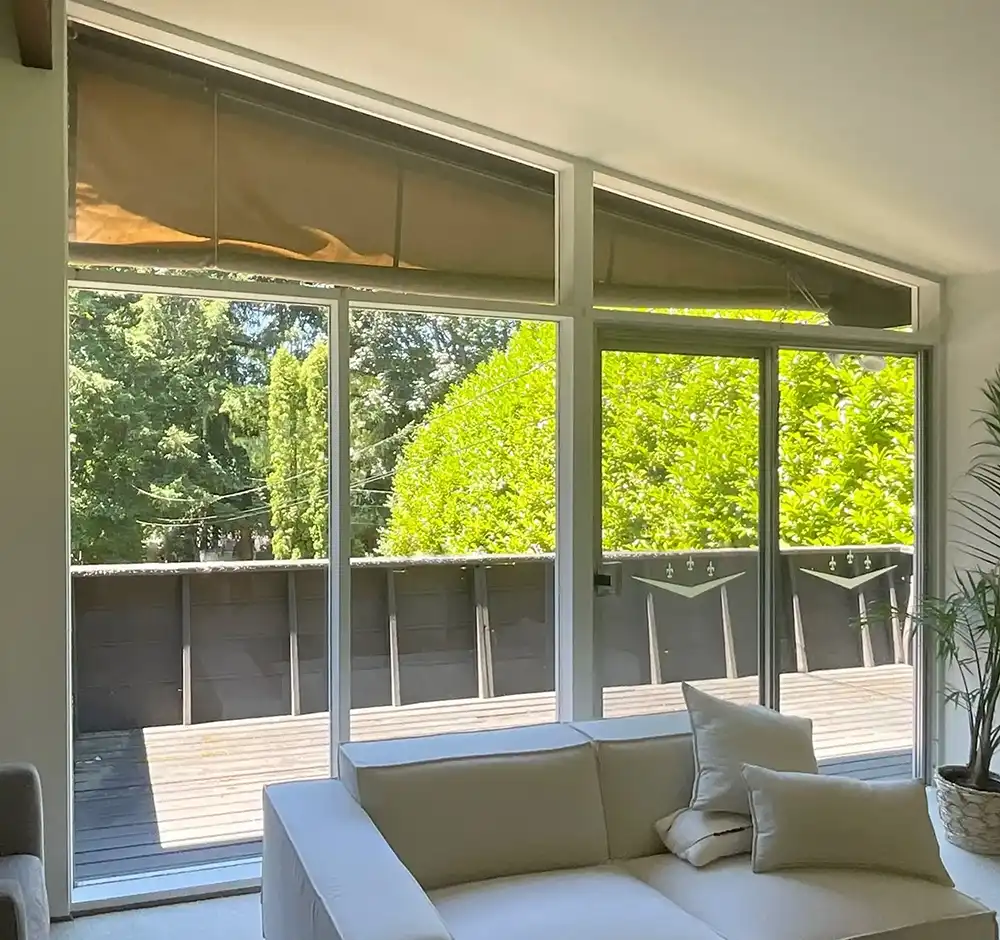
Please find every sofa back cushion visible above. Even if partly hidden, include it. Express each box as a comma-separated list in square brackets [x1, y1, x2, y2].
[573, 712, 695, 859]
[339, 723, 609, 890]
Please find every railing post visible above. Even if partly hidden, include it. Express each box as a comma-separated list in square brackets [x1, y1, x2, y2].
[789, 565, 809, 672]
[645, 591, 662, 685]
[288, 570, 300, 716]
[903, 568, 917, 666]
[180, 573, 192, 725]
[544, 558, 556, 687]
[473, 564, 495, 698]
[857, 589, 875, 668]
[71, 575, 79, 737]
[386, 568, 401, 707]
[720, 584, 738, 679]
[885, 552, 904, 664]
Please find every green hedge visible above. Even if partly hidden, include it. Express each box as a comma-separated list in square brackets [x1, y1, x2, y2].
[380, 320, 914, 555]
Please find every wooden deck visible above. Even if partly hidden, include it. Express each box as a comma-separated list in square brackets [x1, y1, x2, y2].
[74, 664, 913, 884]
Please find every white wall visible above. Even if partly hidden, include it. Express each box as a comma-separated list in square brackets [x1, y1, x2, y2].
[939, 272, 1000, 768]
[0, 0, 71, 917]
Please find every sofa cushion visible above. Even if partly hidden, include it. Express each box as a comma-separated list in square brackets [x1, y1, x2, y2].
[0, 855, 48, 940]
[655, 808, 753, 867]
[339, 723, 608, 890]
[743, 764, 953, 886]
[573, 713, 695, 859]
[430, 865, 725, 940]
[624, 853, 995, 940]
[683, 683, 818, 815]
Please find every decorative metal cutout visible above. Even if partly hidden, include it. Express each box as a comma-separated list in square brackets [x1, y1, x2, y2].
[799, 565, 897, 590]
[846, 551, 855, 564]
[686, 556, 695, 571]
[634, 571, 745, 599]
[864, 555, 873, 570]
[706, 561, 716, 577]
[665, 563, 674, 580]
[828, 555, 837, 571]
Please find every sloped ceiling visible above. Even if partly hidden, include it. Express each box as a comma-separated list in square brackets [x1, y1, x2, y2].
[79, 0, 1000, 276]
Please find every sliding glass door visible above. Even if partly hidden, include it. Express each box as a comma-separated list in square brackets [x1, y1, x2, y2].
[70, 289, 332, 885]
[347, 307, 557, 742]
[777, 349, 916, 779]
[596, 345, 763, 718]
[594, 327, 920, 781]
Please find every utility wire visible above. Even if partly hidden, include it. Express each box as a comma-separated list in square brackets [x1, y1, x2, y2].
[133, 356, 556, 514]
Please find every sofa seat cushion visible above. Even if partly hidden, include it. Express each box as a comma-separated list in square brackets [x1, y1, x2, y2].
[624, 853, 995, 940]
[430, 865, 725, 940]
[0, 855, 49, 940]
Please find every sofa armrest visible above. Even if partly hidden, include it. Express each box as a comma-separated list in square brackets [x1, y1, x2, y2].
[0, 767, 42, 861]
[0, 880, 27, 940]
[262, 778, 452, 940]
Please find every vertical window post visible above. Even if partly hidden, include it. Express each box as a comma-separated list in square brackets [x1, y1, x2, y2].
[555, 163, 598, 721]
[913, 345, 937, 782]
[914, 280, 942, 783]
[758, 347, 781, 710]
[328, 290, 351, 770]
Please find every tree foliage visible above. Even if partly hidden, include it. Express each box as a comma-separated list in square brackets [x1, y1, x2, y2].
[380, 319, 915, 555]
[70, 291, 258, 562]
[69, 290, 324, 563]
[264, 313, 515, 558]
[71, 291, 915, 565]
[266, 348, 311, 559]
[71, 290, 515, 564]
[347, 311, 516, 554]
[302, 342, 330, 556]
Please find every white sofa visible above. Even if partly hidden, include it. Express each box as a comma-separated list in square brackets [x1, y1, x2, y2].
[261, 714, 997, 940]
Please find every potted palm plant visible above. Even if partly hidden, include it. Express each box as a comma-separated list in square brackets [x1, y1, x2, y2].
[911, 369, 1000, 852]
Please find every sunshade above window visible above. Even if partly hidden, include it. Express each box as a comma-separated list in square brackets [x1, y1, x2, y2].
[68, 28, 912, 326]
[69, 28, 557, 300]
[593, 191, 911, 328]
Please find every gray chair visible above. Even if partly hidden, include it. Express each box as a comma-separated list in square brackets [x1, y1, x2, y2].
[0, 766, 48, 940]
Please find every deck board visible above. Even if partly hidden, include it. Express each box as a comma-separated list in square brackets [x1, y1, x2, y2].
[74, 664, 913, 883]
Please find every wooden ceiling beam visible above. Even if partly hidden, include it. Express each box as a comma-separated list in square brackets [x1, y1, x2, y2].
[12, 0, 53, 70]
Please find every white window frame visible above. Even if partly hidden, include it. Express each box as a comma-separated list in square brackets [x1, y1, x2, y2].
[68, 223, 941, 782]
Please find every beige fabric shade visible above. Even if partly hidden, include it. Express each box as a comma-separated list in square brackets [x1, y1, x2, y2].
[69, 28, 911, 327]
[70, 30, 557, 299]
[593, 190, 912, 327]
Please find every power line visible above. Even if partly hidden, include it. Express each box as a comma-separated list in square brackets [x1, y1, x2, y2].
[129, 355, 556, 511]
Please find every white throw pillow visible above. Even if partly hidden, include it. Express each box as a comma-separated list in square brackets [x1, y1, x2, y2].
[742, 763, 954, 887]
[682, 683, 818, 814]
[655, 808, 753, 867]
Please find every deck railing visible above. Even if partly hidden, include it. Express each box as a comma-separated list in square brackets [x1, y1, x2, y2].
[71, 544, 913, 734]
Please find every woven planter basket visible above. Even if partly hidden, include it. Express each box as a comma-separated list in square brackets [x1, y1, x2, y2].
[936, 765, 1000, 854]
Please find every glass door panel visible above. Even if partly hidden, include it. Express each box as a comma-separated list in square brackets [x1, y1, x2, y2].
[597, 349, 761, 717]
[347, 310, 557, 741]
[776, 350, 915, 779]
[69, 289, 331, 886]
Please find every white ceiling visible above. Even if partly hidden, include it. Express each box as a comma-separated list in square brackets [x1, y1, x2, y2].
[89, 0, 1000, 276]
